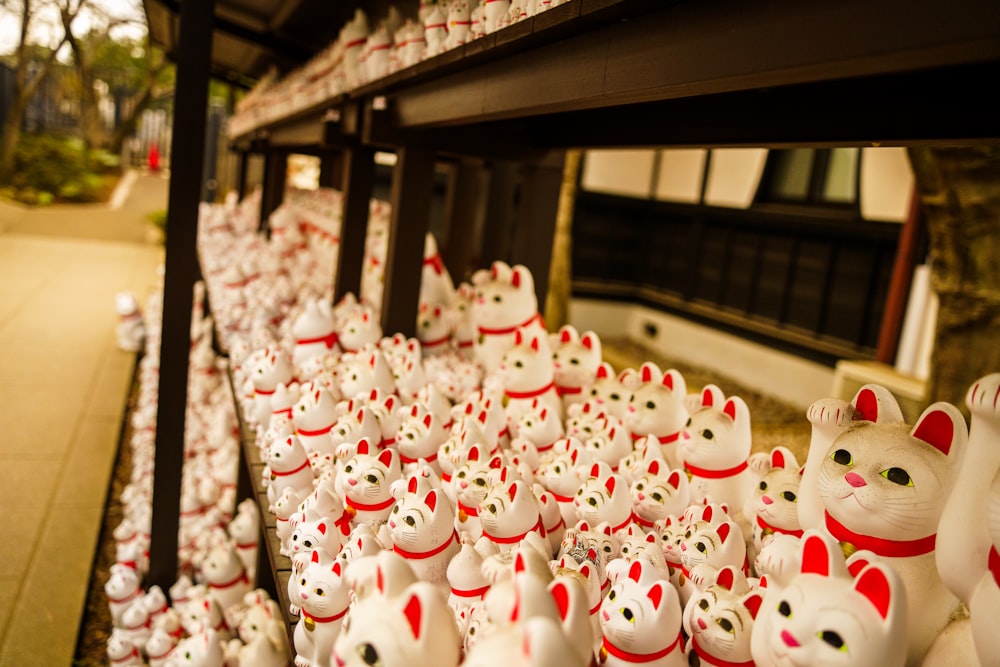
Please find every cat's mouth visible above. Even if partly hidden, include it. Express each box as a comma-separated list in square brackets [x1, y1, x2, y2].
[837, 490, 870, 510]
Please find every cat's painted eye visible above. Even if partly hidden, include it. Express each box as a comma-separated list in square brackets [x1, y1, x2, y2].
[685, 417, 692, 427]
[621, 607, 635, 623]
[475, 478, 486, 486]
[781, 491, 798, 502]
[700, 429, 714, 440]
[652, 492, 663, 501]
[635, 482, 645, 491]
[604, 544, 613, 553]
[590, 388, 599, 396]
[685, 530, 693, 539]
[406, 433, 414, 440]
[608, 590, 616, 601]
[365, 474, 378, 484]
[487, 503, 497, 514]
[698, 599, 709, 611]
[358, 642, 381, 665]
[392, 505, 399, 513]
[778, 600, 792, 617]
[881, 467, 913, 487]
[759, 481, 768, 491]
[696, 542, 707, 553]
[819, 630, 846, 651]
[404, 516, 416, 527]
[303, 540, 313, 548]
[553, 465, 562, 473]
[645, 400, 656, 410]
[717, 618, 734, 634]
[577, 488, 584, 496]
[457, 470, 466, 478]
[345, 464, 353, 473]
[588, 498, 598, 507]
[831, 449, 853, 466]
[493, 295, 502, 303]
[300, 577, 307, 586]
[314, 587, 325, 596]
[570, 358, 580, 365]
[610, 393, 620, 401]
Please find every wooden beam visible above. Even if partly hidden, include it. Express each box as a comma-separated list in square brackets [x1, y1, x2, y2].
[334, 145, 375, 302]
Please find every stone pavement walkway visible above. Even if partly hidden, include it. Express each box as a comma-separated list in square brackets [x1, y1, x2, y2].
[0, 170, 167, 666]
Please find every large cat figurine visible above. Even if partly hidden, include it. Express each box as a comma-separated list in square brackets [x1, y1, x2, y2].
[292, 548, 351, 667]
[388, 481, 461, 588]
[471, 261, 546, 375]
[332, 576, 462, 667]
[746, 445, 804, 555]
[935, 372, 1000, 665]
[574, 462, 633, 534]
[478, 479, 547, 556]
[629, 459, 690, 529]
[808, 385, 968, 666]
[550, 325, 603, 411]
[751, 530, 907, 667]
[291, 381, 340, 459]
[500, 330, 563, 427]
[599, 558, 686, 667]
[291, 298, 339, 368]
[680, 386, 754, 523]
[396, 402, 450, 474]
[622, 363, 688, 468]
[683, 565, 762, 667]
[341, 438, 403, 528]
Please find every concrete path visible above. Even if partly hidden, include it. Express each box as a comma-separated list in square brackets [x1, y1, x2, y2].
[0, 170, 167, 665]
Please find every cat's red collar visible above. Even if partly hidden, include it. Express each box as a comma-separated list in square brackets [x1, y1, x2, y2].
[632, 431, 681, 444]
[989, 546, 1000, 589]
[451, 584, 491, 598]
[421, 333, 451, 349]
[505, 382, 556, 400]
[301, 606, 349, 625]
[296, 331, 338, 349]
[756, 514, 804, 538]
[458, 500, 480, 517]
[824, 511, 936, 557]
[271, 459, 310, 477]
[550, 491, 575, 503]
[478, 313, 542, 336]
[557, 385, 583, 397]
[255, 387, 276, 396]
[110, 647, 142, 664]
[602, 631, 683, 662]
[393, 530, 458, 560]
[684, 460, 749, 479]
[690, 636, 755, 667]
[145, 644, 175, 661]
[272, 406, 294, 419]
[631, 512, 657, 529]
[209, 571, 250, 590]
[346, 495, 396, 512]
[399, 450, 438, 465]
[297, 423, 334, 438]
[483, 518, 545, 544]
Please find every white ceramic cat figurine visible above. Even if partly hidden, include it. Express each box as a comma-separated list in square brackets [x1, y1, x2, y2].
[629, 459, 690, 529]
[452, 444, 501, 541]
[389, 481, 461, 588]
[500, 329, 563, 427]
[684, 565, 762, 667]
[292, 298, 339, 369]
[422, 4, 448, 59]
[751, 529, 907, 667]
[332, 577, 462, 667]
[478, 479, 546, 555]
[934, 372, 1000, 665]
[250, 347, 296, 426]
[292, 548, 351, 667]
[201, 541, 252, 617]
[587, 362, 633, 421]
[680, 386, 754, 523]
[170, 628, 227, 667]
[599, 558, 686, 667]
[813, 385, 967, 666]
[396, 402, 449, 474]
[106, 627, 143, 666]
[232, 591, 291, 667]
[338, 347, 397, 401]
[622, 363, 688, 468]
[471, 261, 546, 375]
[291, 381, 341, 460]
[535, 437, 589, 527]
[747, 445, 804, 556]
[448, 538, 492, 613]
[679, 519, 748, 599]
[574, 462, 633, 534]
[583, 415, 633, 472]
[264, 433, 313, 508]
[288, 513, 348, 562]
[551, 325, 602, 410]
[482, 0, 511, 33]
[105, 562, 143, 627]
[337, 304, 382, 354]
[444, 0, 473, 50]
[341, 438, 403, 528]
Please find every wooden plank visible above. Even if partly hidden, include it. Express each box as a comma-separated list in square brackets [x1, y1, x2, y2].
[334, 145, 375, 302]
[381, 145, 436, 337]
[510, 153, 565, 308]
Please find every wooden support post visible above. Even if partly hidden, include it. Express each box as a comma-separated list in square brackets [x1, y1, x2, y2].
[334, 145, 375, 302]
[235, 150, 249, 199]
[319, 151, 344, 189]
[382, 145, 436, 337]
[876, 189, 923, 364]
[148, 0, 215, 592]
[441, 158, 486, 284]
[480, 161, 518, 266]
[511, 152, 565, 314]
[259, 150, 287, 233]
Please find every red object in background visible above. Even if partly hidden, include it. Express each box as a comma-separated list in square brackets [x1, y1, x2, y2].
[148, 144, 160, 171]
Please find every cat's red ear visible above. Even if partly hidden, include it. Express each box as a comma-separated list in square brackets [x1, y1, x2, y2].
[852, 387, 879, 422]
[550, 581, 571, 620]
[424, 489, 437, 512]
[581, 333, 597, 350]
[512, 268, 523, 288]
[508, 482, 518, 501]
[408, 476, 418, 495]
[332, 560, 342, 577]
[515, 550, 526, 573]
[560, 328, 573, 344]
[378, 448, 395, 468]
[531, 336, 539, 352]
[723, 398, 739, 422]
[667, 470, 682, 489]
[662, 372, 674, 390]
[801, 533, 833, 577]
[702, 387, 715, 407]
[647, 581, 665, 610]
[854, 565, 892, 620]
[489, 455, 504, 469]
[402, 592, 423, 639]
[742, 592, 764, 619]
[715, 566, 735, 591]
[317, 522, 327, 535]
[629, 560, 643, 583]
[912, 404, 964, 456]
[514, 329, 524, 346]
[311, 549, 321, 564]
[717, 522, 731, 542]
[605, 476, 616, 495]
[423, 413, 432, 429]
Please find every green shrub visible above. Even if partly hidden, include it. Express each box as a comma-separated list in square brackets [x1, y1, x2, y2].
[8, 134, 121, 205]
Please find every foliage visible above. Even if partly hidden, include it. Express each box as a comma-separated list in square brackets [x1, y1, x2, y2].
[3, 133, 120, 205]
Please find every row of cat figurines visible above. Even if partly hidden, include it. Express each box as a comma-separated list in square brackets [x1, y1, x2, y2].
[249, 372, 1000, 667]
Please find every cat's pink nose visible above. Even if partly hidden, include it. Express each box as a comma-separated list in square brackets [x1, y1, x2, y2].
[602, 610, 610, 621]
[460, 480, 468, 489]
[697, 618, 707, 630]
[348, 478, 357, 486]
[781, 629, 800, 648]
[681, 542, 687, 551]
[762, 495, 773, 505]
[637, 493, 645, 501]
[301, 592, 308, 600]
[845, 472, 867, 488]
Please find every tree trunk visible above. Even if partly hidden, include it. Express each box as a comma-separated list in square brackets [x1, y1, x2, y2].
[907, 146, 1000, 412]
